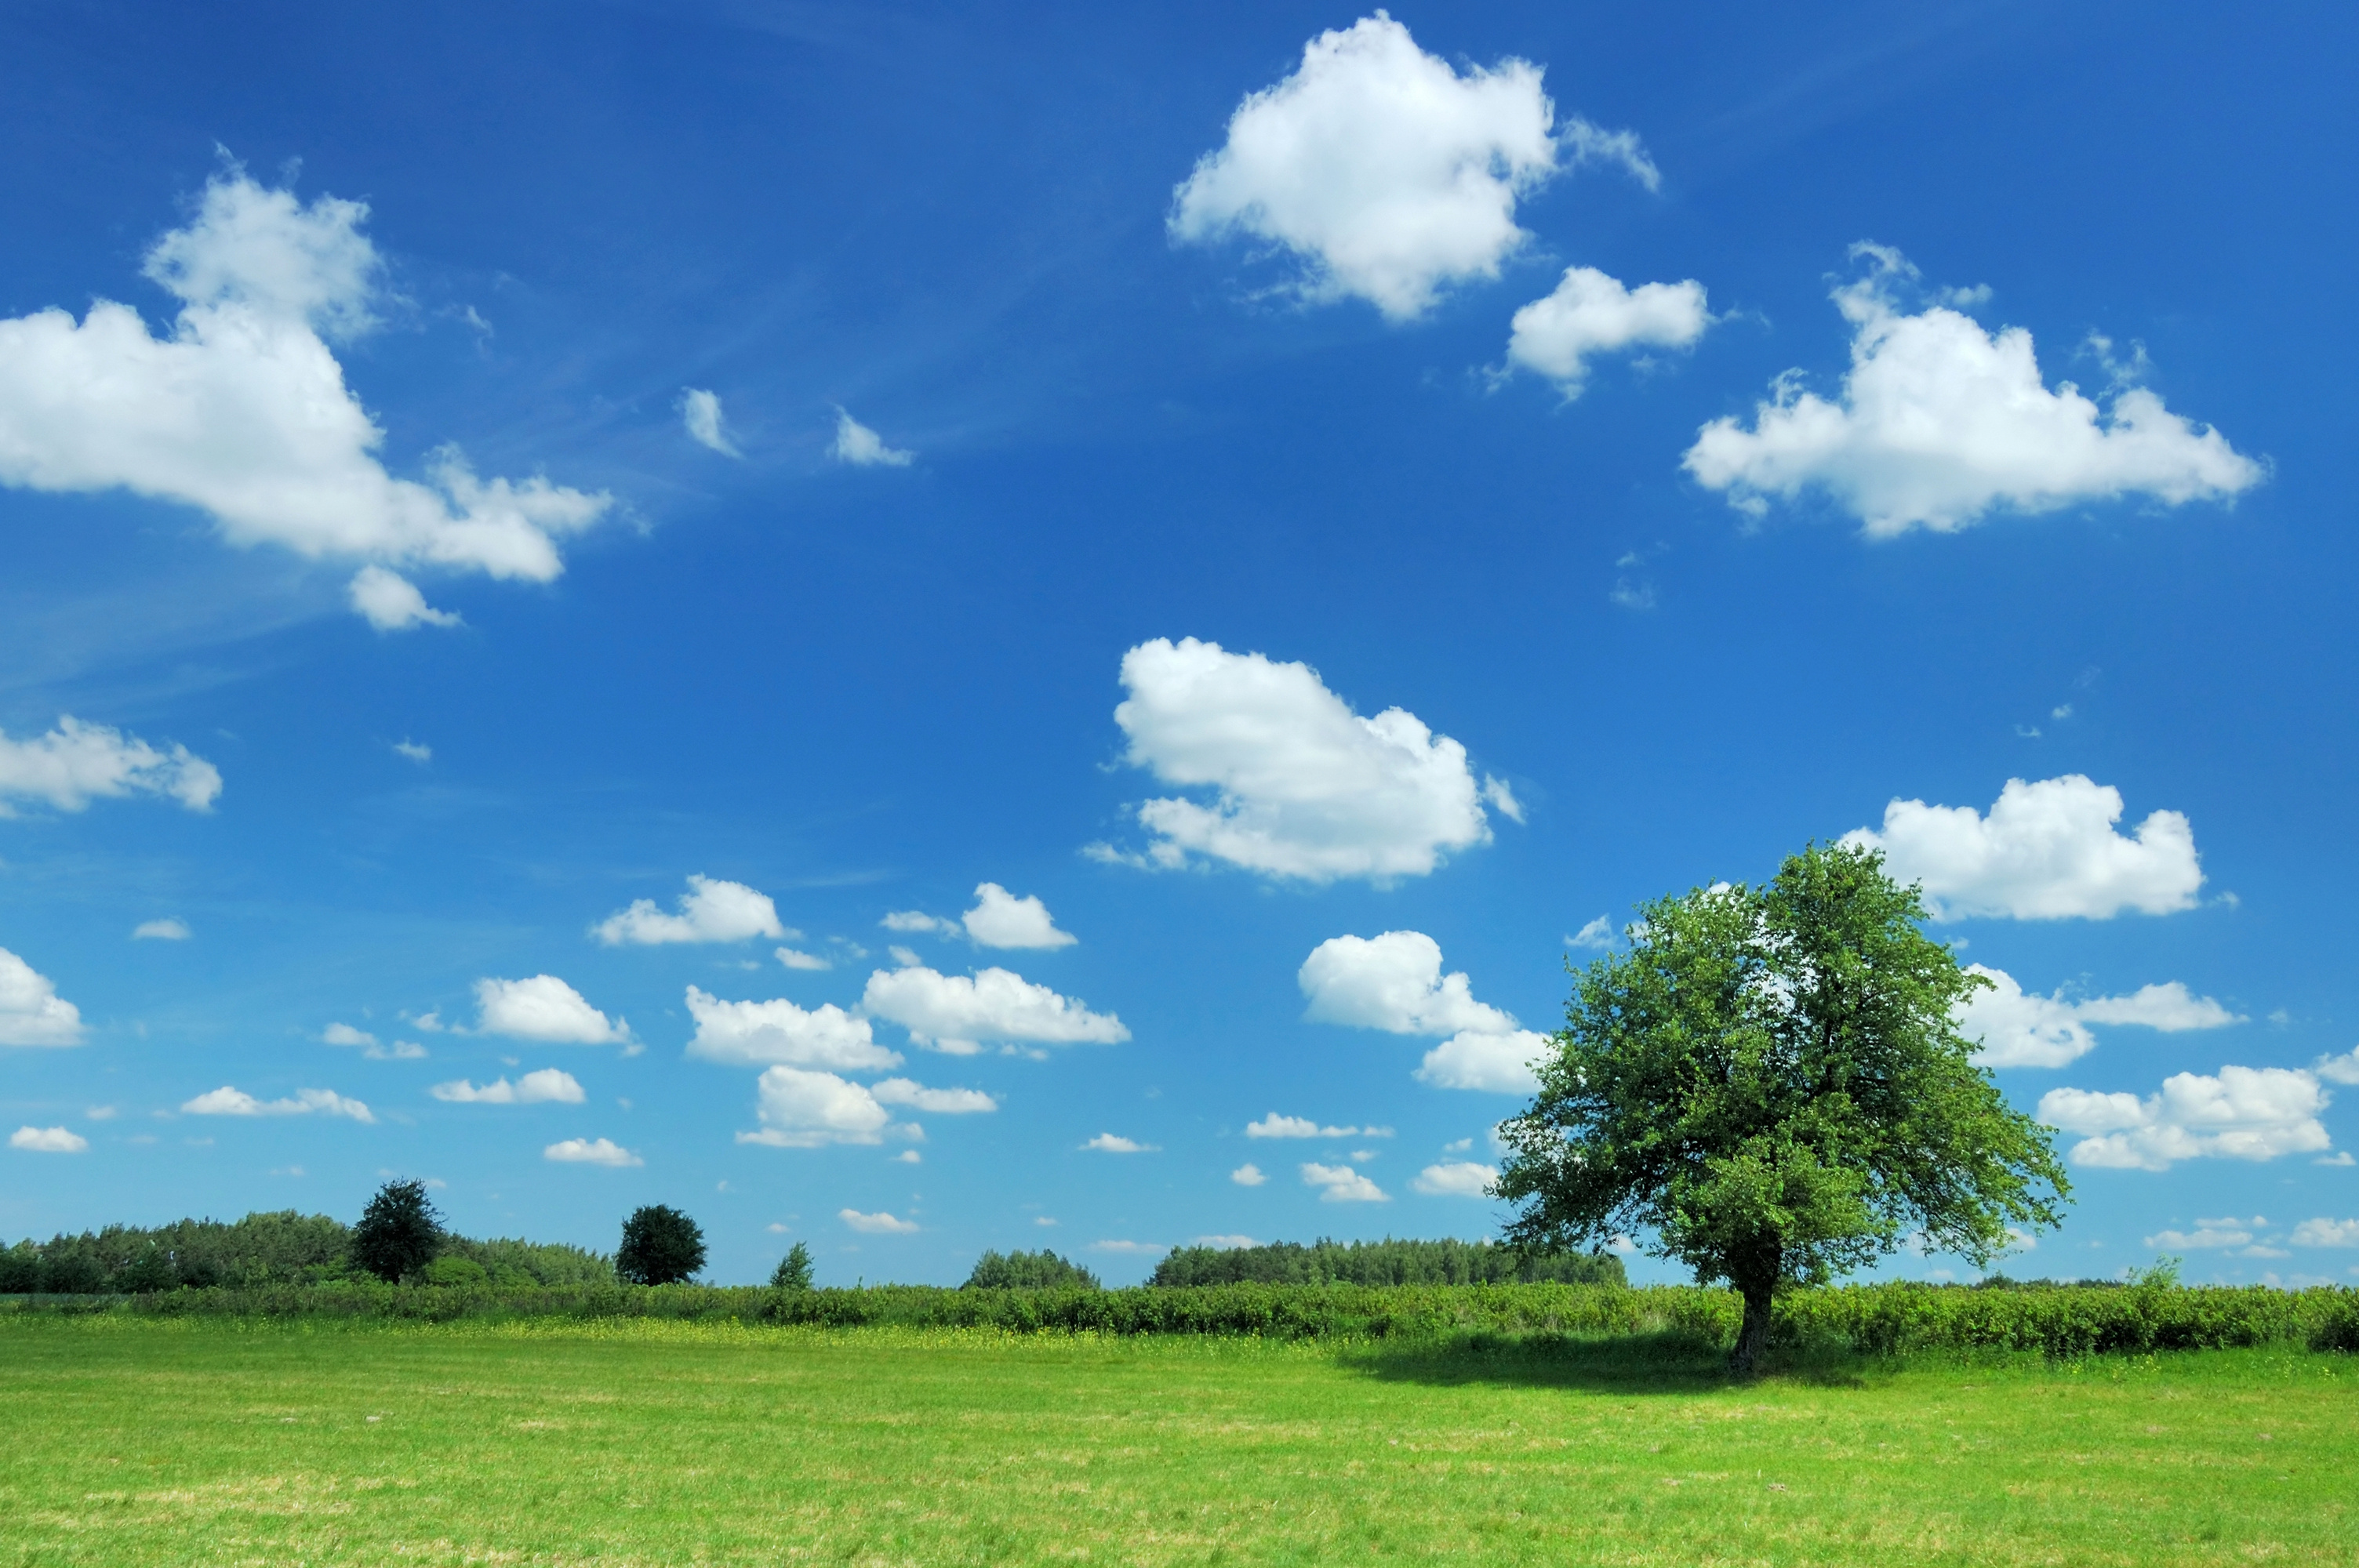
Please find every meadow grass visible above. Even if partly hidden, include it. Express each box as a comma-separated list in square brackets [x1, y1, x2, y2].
[2, 1316, 2352, 1566]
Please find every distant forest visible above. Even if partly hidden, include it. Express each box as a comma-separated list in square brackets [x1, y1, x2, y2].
[1150, 1237, 1626, 1288]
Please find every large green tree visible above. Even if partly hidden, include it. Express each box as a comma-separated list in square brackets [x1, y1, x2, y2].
[616, 1205, 706, 1286]
[350, 1180, 443, 1283]
[1494, 842, 2070, 1372]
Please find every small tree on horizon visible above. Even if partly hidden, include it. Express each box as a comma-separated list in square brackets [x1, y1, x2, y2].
[769, 1241, 814, 1290]
[962, 1249, 1100, 1290]
[616, 1205, 706, 1286]
[1494, 841, 2070, 1374]
[351, 1179, 444, 1283]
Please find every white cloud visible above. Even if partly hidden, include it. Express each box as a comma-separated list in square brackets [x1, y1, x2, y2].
[738, 1065, 898, 1148]
[348, 564, 461, 631]
[1194, 1234, 1258, 1249]
[0, 716, 221, 815]
[2292, 1218, 2359, 1248]
[1300, 931, 1514, 1035]
[593, 875, 786, 946]
[1245, 1112, 1384, 1139]
[1083, 1133, 1154, 1153]
[840, 1208, 919, 1234]
[1845, 775, 2202, 920]
[1567, 916, 1614, 950]
[1684, 245, 2262, 535]
[881, 910, 960, 936]
[1101, 637, 1506, 882]
[544, 1137, 642, 1167]
[10, 1125, 89, 1153]
[1091, 1240, 1169, 1255]
[1230, 1162, 1267, 1186]
[1960, 964, 2241, 1069]
[1412, 1160, 1498, 1196]
[1302, 1161, 1388, 1202]
[1505, 267, 1710, 394]
[473, 975, 629, 1044]
[0, 948, 87, 1047]
[429, 1069, 584, 1105]
[831, 408, 912, 467]
[1414, 1030, 1550, 1093]
[393, 739, 432, 764]
[862, 964, 1127, 1053]
[775, 946, 832, 971]
[0, 172, 612, 617]
[686, 987, 900, 1071]
[680, 388, 740, 457]
[960, 884, 1077, 949]
[2038, 1065, 2331, 1171]
[2143, 1217, 2277, 1251]
[321, 1022, 376, 1047]
[869, 1077, 998, 1114]
[180, 1085, 374, 1123]
[132, 917, 192, 941]
[2311, 1049, 2359, 1086]
[322, 1022, 426, 1061]
[1169, 13, 1650, 320]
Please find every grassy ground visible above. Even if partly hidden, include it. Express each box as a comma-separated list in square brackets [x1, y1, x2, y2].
[2, 1317, 2353, 1566]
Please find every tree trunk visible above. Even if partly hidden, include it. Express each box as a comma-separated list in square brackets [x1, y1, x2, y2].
[1730, 1283, 1775, 1375]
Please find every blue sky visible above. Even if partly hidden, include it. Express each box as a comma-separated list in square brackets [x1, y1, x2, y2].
[4, 1, 2356, 1284]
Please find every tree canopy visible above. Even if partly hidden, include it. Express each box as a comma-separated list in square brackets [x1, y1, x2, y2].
[1150, 1236, 1625, 1288]
[616, 1205, 707, 1286]
[769, 1242, 815, 1291]
[1494, 841, 2070, 1371]
[962, 1249, 1100, 1290]
[350, 1180, 444, 1283]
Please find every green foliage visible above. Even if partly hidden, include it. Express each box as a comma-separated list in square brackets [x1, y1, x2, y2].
[1150, 1236, 1625, 1287]
[616, 1205, 706, 1287]
[1497, 841, 2069, 1367]
[351, 1181, 445, 1283]
[419, 1255, 491, 1288]
[769, 1242, 815, 1291]
[962, 1249, 1100, 1290]
[0, 1212, 355, 1294]
[442, 1235, 616, 1287]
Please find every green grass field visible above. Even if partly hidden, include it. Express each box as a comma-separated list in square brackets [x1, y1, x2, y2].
[2, 1318, 2354, 1566]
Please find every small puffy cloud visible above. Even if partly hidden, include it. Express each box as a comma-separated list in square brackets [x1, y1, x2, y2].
[0, 172, 612, 619]
[1245, 1112, 1387, 1139]
[323, 1022, 427, 1061]
[133, 917, 192, 942]
[1083, 1133, 1154, 1153]
[1169, 13, 1649, 319]
[840, 1209, 919, 1234]
[2310, 1048, 2359, 1086]
[680, 388, 740, 456]
[689, 990, 906, 1075]
[831, 408, 912, 467]
[430, 1069, 584, 1105]
[961, 884, 1078, 949]
[1960, 964, 2242, 1069]
[2037, 1065, 2331, 1171]
[1302, 1161, 1388, 1202]
[2145, 1218, 2266, 1250]
[0, 948, 85, 1047]
[544, 1137, 642, 1167]
[738, 1065, 896, 1148]
[594, 875, 786, 946]
[1505, 267, 1710, 394]
[1845, 775, 2201, 920]
[2291, 1218, 2359, 1248]
[775, 946, 832, 971]
[1684, 245, 2262, 535]
[1567, 916, 1614, 951]
[1412, 1160, 1498, 1196]
[10, 1125, 89, 1152]
[0, 717, 221, 815]
[1230, 1162, 1268, 1186]
[473, 975, 629, 1044]
[881, 910, 961, 936]
[1091, 1240, 1169, 1255]
[321, 1022, 376, 1047]
[862, 964, 1127, 1053]
[348, 564, 461, 632]
[1101, 638, 1507, 883]
[1300, 931, 1514, 1035]
[1194, 1234, 1258, 1249]
[393, 739, 432, 764]
[180, 1085, 374, 1123]
[869, 1077, 998, 1114]
[1413, 1030, 1550, 1094]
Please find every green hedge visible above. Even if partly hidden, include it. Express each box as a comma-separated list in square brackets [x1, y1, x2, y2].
[8, 1279, 2357, 1355]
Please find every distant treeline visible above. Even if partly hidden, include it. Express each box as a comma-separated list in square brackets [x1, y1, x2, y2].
[0, 1211, 611, 1295]
[1150, 1237, 1626, 1288]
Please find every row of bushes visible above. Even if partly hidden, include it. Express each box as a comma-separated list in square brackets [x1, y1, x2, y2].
[0, 1213, 612, 1295]
[1149, 1236, 1626, 1288]
[9, 1278, 2357, 1354]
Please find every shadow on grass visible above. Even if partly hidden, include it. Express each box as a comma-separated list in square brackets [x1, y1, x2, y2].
[1339, 1329, 1886, 1396]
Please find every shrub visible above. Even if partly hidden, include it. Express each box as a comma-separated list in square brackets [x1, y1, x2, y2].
[616, 1206, 706, 1286]
[351, 1181, 444, 1283]
[964, 1249, 1100, 1290]
[770, 1242, 815, 1291]
[1150, 1237, 1626, 1288]
[420, 1255, 491, 1288]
